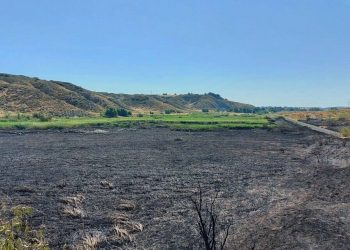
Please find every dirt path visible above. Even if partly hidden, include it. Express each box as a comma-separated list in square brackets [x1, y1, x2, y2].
[282, 117, 345, 139]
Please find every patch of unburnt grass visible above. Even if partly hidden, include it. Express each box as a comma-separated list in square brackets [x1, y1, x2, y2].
[0, 202, 49, 249]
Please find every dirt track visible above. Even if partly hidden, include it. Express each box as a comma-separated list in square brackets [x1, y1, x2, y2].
[1, 125, 350, 249]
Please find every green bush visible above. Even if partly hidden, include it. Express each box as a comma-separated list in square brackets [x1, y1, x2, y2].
[202, 108, 209, 113]
[117, 108, 132, 117]
[104, 108, 118, 118]
[164, 109, 175, 114]
[0, 205, 48, 249]
[14, 124, 26, 130]
[137, 113, 144, 117]
[104, 108, 132, 118]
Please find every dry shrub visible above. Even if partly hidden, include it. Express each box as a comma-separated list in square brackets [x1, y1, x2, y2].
[114, 225, 133, 242]
[73, 231, 106, 250]
[60, 194, 85, 218]
[110, 213, 143, 242]
[81, 231, 105, 249]
[61, 194, 85, 205]
[62, 206, 85, 218]
[117, 201, 136, 211]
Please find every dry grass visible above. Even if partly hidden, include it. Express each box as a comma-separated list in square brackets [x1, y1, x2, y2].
[62, 206, 85, 218]
[282, 109, 350, 121]
[117, 201, 136, 211]
[110, 213, 143, 242]
[340, 127, 350, 137]
[113, 225, 133, 242]
[111, 213, 144, 233]
[60, 195, 85, 218]
[81, 231, 106, 249]
[100, 181, 114, 189]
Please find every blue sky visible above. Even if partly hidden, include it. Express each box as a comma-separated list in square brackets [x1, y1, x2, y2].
[1, 0, 349, 107]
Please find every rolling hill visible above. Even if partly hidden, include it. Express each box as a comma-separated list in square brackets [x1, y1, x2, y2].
[0, 73, 254, 116]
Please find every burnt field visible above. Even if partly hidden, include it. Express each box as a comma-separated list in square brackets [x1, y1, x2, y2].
[1, 124, 350, 249]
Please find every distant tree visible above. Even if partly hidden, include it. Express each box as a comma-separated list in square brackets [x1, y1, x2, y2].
[117, 108, 132, 117]
[202, 108, 209, 113]
[207, 92, 222, 99]
[164, 109, 175, 114]
[104, 108, 118, 118]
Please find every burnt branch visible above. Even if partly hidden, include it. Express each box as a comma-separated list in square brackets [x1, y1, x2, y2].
[191, 186, 232, 250]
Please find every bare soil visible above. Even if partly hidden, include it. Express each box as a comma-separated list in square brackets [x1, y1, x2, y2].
[1, 124, 350, 249]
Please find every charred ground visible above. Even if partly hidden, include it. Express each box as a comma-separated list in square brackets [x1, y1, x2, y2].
[0, 123, 350, 249]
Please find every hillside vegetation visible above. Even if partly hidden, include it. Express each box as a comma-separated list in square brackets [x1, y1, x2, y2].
[0, 73, 254, 116]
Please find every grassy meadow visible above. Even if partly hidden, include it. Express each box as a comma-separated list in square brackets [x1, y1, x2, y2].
[0, 113, 271, 131]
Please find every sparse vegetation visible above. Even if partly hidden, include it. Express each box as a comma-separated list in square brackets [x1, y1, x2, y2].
[117, 201, 136, 211]
[79, 231, 106, 250]
[111, 213, 143, 242]
[1, 74, 256, 116]
[0, 204, 49, 249]
[340, 127, 350, 137]
[282, 109, 350, 121]
[33, 112, 52, 122]
[113, 225, 132, 242]
[60, 195, 85, 218]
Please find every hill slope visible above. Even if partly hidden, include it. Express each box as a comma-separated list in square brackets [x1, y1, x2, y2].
[0, 73, 254, 115]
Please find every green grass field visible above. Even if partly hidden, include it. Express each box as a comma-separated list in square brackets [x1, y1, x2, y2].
[0, 113, 271, 131]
